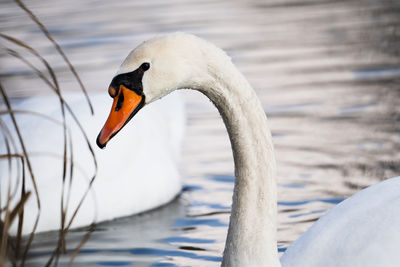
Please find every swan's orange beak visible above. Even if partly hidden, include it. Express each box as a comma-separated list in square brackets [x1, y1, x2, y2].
[96, 85, 145, 149]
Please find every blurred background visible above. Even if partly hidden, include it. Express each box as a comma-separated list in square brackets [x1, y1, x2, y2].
[1, 0, 400, 266]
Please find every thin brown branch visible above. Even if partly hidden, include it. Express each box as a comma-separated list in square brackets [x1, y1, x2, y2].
[68, 224, 95, 267]
[0, 33, 60, 91]
[2, 4, 98, 264]
[14, 0, 94, 115]
[0, 82, 41, 267]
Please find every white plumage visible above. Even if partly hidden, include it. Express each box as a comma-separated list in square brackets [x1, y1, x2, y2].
[3, 32, 399, 267]
[107, 33, 400, 267]
[0, 91, 185, 235]
[281, 176, 400, 267]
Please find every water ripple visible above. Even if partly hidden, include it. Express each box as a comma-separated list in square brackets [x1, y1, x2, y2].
[163, 236, 215, 244]
[130, 248, 221, 262]
[278, 198, 345, 206]
[97, 262, 131, 266]
[173, 218, 227, 227]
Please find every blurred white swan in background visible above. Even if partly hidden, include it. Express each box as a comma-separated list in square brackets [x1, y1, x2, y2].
[0, 91, 185, 235]
[95, 32, 400, 267]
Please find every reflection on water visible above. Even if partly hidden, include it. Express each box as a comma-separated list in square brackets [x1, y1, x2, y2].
[1, 0, 400, 266]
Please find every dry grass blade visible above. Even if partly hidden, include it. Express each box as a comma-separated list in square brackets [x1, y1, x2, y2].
[0, 119, 29, 261]
[0, 138, 12, 266]
[15, 155, 26, 261]
[61, 128, 75, 253]
[2, 44, 98, 266]
[64, 129, 75, 226]
[53, 128, 74, 266]
[14, 0, 94, 115]
[2, 41, 59, 263]
[47, 131, 96, 267]
[0, 119, 22, 201]
[0, 141, 30, 266]
[1, 44, 70, 235]
[0, 82, 41, 267]
[0, 40, 95, 164]
[0, 150, 30, 267]
[1, 3, 99, 265]
[1, 39, 99, 222]
[1, 109, 97, 266]
[8, 192, 31, 228]
[4, 48, 57, 92]
[68, 224, 95, 267]
[0, 110, 65, 126]
[0, 33, 60, 94]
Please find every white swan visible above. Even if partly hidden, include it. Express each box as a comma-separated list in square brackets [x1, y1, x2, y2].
[0, 91, 185, 235]
[96, 32, 400, 267]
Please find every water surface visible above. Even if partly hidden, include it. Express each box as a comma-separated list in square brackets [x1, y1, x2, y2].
[1, 0, 400, 266]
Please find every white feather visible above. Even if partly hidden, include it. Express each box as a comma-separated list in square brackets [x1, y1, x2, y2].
[115, 33, 400, 267]
[0, 91, 185, 235]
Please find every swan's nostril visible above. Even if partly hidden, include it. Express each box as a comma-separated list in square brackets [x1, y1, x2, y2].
[115, 88, 124, 112]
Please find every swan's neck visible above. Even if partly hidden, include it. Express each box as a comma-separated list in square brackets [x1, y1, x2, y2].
[192, 47, 280, 267]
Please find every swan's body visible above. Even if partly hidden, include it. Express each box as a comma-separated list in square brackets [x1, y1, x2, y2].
[281, 176, 400, 267]
[0, 91, 184, 235]
[95, 32, 400, 267]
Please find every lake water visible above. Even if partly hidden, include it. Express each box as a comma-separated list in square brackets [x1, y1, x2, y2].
[1, 0, 400, 266]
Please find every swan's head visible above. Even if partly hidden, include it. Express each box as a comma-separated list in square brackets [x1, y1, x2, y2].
[96, 33, 208, 148]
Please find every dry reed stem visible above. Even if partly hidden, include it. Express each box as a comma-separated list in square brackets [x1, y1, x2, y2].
[0, 82, 41, 267]
[0, 1, 99, 265]
[14, 0, 94, 115]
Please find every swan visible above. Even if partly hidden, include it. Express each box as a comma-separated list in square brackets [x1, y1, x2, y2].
[96, 32, 400, 267]
[0, 90, 185, 235]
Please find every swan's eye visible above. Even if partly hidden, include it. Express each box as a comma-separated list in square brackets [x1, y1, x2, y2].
[141, 62, 150, 71]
